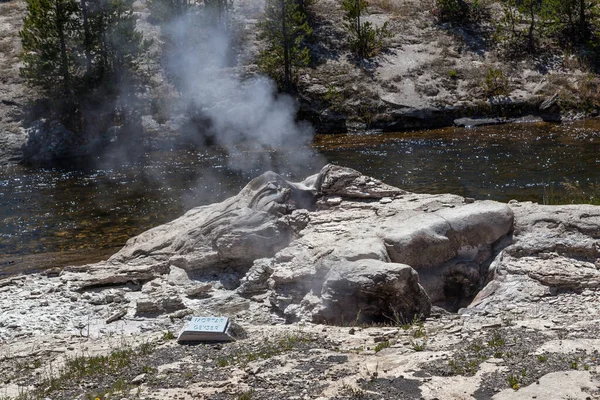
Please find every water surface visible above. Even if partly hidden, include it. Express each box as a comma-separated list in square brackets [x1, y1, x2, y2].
[1, 120, 599, 276]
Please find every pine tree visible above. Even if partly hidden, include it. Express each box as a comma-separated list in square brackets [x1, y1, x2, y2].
[204, 0, 232, 29]
[147, 0, 191, 23]
[20, 0, 81, 97]
[521, 0, 542, 52]
[258, 0, 312, 91]
[99, 0, 147, 85]
[497, 0, 542, 54]
[20, 0, 149, 131]
[542, 0, 596, 46]
[341, 0, 390, 59]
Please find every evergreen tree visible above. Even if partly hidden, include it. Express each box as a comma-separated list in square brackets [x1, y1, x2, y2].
[542, 0, 596, 46]
[341, 0, 390, 59]
[147, 0, 192, 23]
[20, 0, 149, 131]
[258, 0, 311, 91]
[204, 0, 232, 29]
[521, 0, 542, 52]
[20, 0, 81, 97]
[497, 0, 542, 54]
[98, 0, 147, 85]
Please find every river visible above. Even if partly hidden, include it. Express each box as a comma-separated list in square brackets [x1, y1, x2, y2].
[1, 120, 599, 276]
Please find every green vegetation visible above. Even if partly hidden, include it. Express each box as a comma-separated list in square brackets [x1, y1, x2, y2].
[147, 0, 191, 23]
[434, 0, 471, 24]
[341, 0, 391, 58]
[374, 340, 391, 353]
[20, 0, 149, 131]
[488, 330, 506, 348]
[507, 374, 519, 390]
[162, 330, 176, 340]
[496, 0, 542, 54]
[494, 0, 600, 65]
[482, 67, 509, 98]
[258, 0, 312, 91]
[237, 389, 255, 400]
[216, 333, 311, 367]
[6, 341, 156, 400]
[543, 181, 600, 205]
[411, 340, 427, 351]
[542, 0, 595, 47]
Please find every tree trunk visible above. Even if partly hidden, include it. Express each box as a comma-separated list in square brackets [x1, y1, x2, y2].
[579, 0, 588, 41]
[356, 0, 362, 57]
[528, 1, 535, 52]
[281, 0, 291, 91]
[81, 0, 92, 75]
[99, 11, 107, 78]
[55, 0, 70, 96]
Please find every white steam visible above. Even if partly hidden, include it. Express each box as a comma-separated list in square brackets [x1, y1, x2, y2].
[162, 10, 319, 175]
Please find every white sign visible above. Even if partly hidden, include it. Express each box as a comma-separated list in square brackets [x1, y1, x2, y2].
[188, 317, 228, 333]
[177, 316, 233, 342]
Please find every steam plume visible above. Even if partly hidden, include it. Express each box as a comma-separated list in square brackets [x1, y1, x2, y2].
[162, 8, 319, 176]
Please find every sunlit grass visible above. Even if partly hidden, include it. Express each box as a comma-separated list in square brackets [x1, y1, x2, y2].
[543, 181, 600, 205]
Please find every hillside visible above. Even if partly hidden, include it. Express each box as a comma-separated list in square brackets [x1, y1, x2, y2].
[0, 0, 599, 163]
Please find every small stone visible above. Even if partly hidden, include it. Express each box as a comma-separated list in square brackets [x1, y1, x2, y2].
[326, 196, 342, 206]
[131, 373, 146, 384]
[464, 197, 475, 204]
[448, 326, 462, 334]
[348, 327, 355, 335]
[380, 197, 393, 204]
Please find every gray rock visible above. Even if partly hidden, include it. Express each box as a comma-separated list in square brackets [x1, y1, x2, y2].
[135, 293, 185, 315]
[313, 259, 431, 324]
[315, 164, 406, 199]
[454, 117, 506, 128]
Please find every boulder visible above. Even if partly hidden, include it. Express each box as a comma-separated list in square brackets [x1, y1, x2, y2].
[315, 164, 406, 199]
[313, 259, 431, 325]
[468, 202, 600, 313]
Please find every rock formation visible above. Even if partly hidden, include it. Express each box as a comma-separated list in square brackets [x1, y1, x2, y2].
[10, 165, 513, 330]
[1, 165, 599, 336]
[1, 165, 600, 400]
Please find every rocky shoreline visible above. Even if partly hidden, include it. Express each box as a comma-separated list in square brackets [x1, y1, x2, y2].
[1, 165, 599, 399]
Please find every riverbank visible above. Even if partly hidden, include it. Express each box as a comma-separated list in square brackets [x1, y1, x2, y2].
[2, 121, 599, 278]
[1, 165, 599, 399]
[2, 0, 600, 164]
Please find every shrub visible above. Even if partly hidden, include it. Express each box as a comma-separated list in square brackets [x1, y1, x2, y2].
[342, 0, 392, 58]
[434, 0, 470, 24]
[482, 67, 509, 98]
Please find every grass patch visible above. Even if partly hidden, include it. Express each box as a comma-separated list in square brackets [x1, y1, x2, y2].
[507, 374, 519, 390]
[216, 333, 312, 368]
[6, 340, 157, 399]
[488, 330, 505, 348]
[374, 340, 391, 353]
[543, 181, 600, 205]
[162, 330, 176, 341]
[411, 340, 427, 352]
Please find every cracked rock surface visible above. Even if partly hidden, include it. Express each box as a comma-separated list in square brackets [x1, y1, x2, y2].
[1, 165, 599, 399]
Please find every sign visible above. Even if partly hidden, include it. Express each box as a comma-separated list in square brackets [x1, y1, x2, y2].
[177, 316, 233, 342]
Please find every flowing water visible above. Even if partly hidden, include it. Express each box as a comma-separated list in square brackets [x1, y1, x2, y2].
[1, 120, 599, 276]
